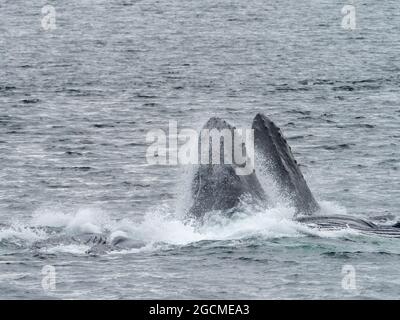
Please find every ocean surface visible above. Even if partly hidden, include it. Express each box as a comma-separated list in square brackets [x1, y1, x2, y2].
[1, 0, 400, 299]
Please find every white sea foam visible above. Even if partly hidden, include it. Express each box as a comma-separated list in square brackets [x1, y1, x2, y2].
[40, 244, 92, 255]
[32, 207, 112, 234]
[0, 222, 48, 243]
[0, 200, 363, 252]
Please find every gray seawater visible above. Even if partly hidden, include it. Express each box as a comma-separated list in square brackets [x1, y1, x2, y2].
[1, 0, 400, 299]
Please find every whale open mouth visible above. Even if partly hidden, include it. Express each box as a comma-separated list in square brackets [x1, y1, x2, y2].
[187, 113, 319, 220]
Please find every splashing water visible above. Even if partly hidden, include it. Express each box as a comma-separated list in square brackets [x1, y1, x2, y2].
[0, 200, 372, 255]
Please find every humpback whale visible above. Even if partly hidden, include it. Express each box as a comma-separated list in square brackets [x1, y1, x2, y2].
[187, 113, 400, 237]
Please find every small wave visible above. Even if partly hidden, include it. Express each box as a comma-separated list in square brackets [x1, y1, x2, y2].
[32, 207, 111, 235]
[0, 223, 48, 245]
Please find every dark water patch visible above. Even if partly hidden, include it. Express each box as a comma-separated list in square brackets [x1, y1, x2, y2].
[236, 257, 269, 264]
[123, 142, 147, 147]
[206, 249, 235, 255]
[306, 79, 336, 85]
[94, 40, 107, 47]
[32, 252, 57, 259]
[47, 184, 73, 189]
[48, 63, 73, 68]
[358, 85, 382, 90]
[324, 250, 396, 258]
[56, 88, 104, 97]
[282, 260, 300, 266]
[286, 109, 311, 116]
[62, 89, 81, 94]
[79, 139, 94, 145]
[350, 79, 383, 90]
[274, 84, 310, 92]
[378, 159, 399, 165]
[298, 116, 314, 121]
[92, 124, 115, 129]
[353, 164, 367, 169]
[303, 78, 384, 91]
[351, 79, 377, 85]
[357, 124, 375, 129]
[376, 251, 393, 255]
[59, 166, 92, 172]
[65, 151, 83, 156]
[288, 135, 305, 141]
[0, 115, 14, 124]
[321, 251, 353, 258]
[126, 182, 150, 188]
[19, 65, 34, 69]
[0, 85, 16, 91]
[142, 103, 158, 107]
[313, 79, 335, 85]
[159, 192, 174, 199]
[371, 213, 397, 223]
[320, 143, 354, 151]
[336, 123, 375, 129]
[126, 49, 141, 53]
[5, 130, 25, 135]
[333, 85, 354, 92]
[288, 134, 314, 141]
[21, 98, 40, 104]
[136, 93, 158, 99]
